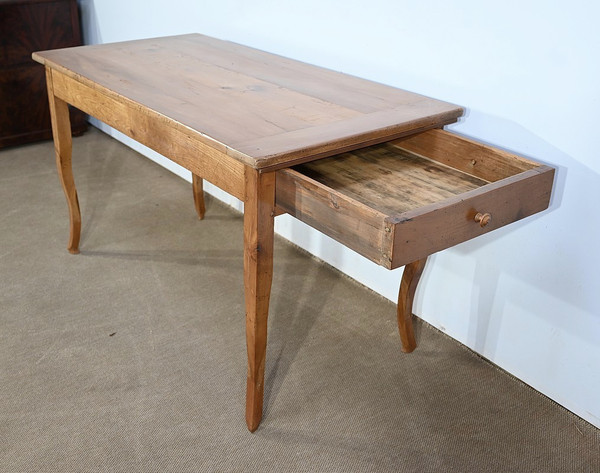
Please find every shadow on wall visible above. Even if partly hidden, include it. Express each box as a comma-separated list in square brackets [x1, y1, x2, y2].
[436, 111, 599, 351]
[78, 0, 102, 45]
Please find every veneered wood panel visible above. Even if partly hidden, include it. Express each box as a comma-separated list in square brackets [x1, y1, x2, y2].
[0, 0, 86, 147]
[1, 0, 80, 65]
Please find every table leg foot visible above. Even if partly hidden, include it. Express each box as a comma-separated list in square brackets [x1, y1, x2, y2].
[245, 378, 264, 433]
[397, 257, 428, 353]
[243, 169, 275, 432]
[192, 173, 205, 220]
[46, 68, 81, 254]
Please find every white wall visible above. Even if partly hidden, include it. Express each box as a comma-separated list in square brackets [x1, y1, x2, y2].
[78, 0, 600, 428]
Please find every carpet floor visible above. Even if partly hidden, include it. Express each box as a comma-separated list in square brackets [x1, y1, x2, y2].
[1, 128, 598, 472]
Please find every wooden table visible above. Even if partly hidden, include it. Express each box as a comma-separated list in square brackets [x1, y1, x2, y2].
[33, 34, 554, 432]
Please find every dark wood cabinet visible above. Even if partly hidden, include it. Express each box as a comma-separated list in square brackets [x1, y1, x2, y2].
[0, 0, 86, 148]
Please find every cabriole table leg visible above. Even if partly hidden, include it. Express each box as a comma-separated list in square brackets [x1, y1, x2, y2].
[45, 68, 81, 254]
[397, 257, 428, 353]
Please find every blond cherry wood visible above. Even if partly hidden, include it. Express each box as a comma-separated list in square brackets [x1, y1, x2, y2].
[397, 258, 428, 353]
[275, 133, 552, 353]
[276, 130, 554, 269]
[33, 34, 554, 432]
[33, 34, 463, 171]
[393, 128, 538, 183]
[192, 174, 206, 220]
[45, 68, 81, 254]
[48, 69, 247, 201]
[34, 34, 461, 432]
[243, 169, 275, 432]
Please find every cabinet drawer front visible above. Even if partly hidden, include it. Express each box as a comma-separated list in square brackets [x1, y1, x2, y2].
[387, 165, 554, 268]
[276, 130, 554, 269]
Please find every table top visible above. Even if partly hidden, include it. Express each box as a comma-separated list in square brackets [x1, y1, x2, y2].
[33, 33, 463, 170]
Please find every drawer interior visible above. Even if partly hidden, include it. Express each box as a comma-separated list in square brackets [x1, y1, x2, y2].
[276, 129, 553, 269]
[292, 129, 539, 217]
[294, 141, 488, 217]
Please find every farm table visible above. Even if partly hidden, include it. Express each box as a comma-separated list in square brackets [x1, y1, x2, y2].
[33, 34, 553, 432]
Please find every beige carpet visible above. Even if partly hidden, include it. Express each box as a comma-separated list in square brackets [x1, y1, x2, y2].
[1, 128, 598, 472]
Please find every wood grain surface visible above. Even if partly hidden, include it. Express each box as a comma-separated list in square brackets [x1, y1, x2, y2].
[45, 67, 80, 254]
[276, 131, 555, 270]
[243, 168, 276, 432]
[394, 129, 538, 182]
[294, 142, 488, 215]
[34, 34, 555, 432]
[397, 258, 428, 353]
[49, 69, 247, 200]
[33, 34, 463, 169]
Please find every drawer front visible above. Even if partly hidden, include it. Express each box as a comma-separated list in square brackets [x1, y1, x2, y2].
[387, 165, 555, 268]
[276, 130, 554, 270]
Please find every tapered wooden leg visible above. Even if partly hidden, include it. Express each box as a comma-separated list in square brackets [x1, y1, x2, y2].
[397, 257, 428, 353]
[243, 168, 275, 432]
[192, 173, 205, 220]
[46, 68, 80, 254]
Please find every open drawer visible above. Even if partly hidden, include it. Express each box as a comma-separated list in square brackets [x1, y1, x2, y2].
[275, 129, 554, 269]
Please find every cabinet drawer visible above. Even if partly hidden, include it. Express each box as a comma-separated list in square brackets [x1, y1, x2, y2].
[275, 129, 554, 269]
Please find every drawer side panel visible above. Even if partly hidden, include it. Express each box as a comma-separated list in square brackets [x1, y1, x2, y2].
[276, 169, 389, 266]
[394, 129, 538, 183]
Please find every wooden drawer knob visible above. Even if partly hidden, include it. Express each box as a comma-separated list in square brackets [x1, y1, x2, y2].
[474, 212, 491, 227]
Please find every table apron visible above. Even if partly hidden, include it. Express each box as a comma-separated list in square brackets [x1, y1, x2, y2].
[49, 68, 247, 201]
